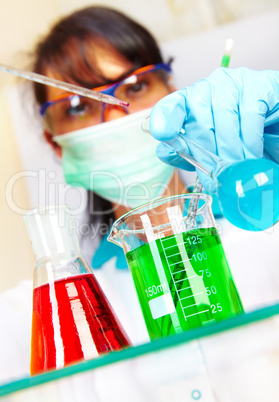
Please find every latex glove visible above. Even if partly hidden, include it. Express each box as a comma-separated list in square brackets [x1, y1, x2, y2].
[149, 67, 279, 191]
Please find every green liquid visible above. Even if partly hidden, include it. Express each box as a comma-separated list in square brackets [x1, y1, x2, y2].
[126, 227, 244, 340]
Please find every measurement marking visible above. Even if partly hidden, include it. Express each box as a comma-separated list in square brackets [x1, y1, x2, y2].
[174, 277, 187, 284]
[185, 309, 209, 318]
[186, 275, 199, 280]
[168, 258, 190, 267]
[161, 236, 168, 241]
[182, 302, 199, 309]
[162, 241, 186, 249]
[179, 292, 203, 299]
[166, 251, 182, 258]
[161, 238, 189, 321]
[175, 274, 198, 281]
[177, 285, 194, 293]
[172, 268, 188, 275]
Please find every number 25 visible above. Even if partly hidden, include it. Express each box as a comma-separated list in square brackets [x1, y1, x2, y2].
[211, 303, 222, 313]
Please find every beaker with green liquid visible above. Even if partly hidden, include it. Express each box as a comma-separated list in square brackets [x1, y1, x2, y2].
[108, 194, 244, 340]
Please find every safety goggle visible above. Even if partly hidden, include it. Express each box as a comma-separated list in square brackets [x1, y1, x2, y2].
[39, 63, 172, 117]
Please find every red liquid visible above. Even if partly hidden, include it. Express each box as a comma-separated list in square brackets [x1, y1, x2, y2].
[31, 273, 131, 375]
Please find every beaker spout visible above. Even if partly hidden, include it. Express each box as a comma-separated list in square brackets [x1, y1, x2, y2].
[107, 227, 122, 247]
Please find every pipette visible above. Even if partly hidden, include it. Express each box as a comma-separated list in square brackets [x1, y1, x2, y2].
[220, 37, 234, 67]
[0, 62, 129, 107]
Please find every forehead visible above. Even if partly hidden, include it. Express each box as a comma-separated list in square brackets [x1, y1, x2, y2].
[45, 45, 134, 101]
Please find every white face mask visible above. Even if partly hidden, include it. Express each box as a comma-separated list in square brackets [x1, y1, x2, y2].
[54, 108, 175, 208]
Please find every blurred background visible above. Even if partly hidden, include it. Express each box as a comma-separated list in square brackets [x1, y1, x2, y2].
[1, 0, 279, 293]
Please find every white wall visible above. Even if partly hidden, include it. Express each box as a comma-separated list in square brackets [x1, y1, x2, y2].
[0, 0, 61, 292]
[57, 0, 279, 42]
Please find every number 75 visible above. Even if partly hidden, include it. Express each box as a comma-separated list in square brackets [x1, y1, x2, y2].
[199, 269, 211, 277]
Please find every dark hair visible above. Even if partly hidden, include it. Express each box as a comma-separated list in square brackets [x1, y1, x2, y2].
[32, 6, 165, 236]
[32, 6, 164, 104]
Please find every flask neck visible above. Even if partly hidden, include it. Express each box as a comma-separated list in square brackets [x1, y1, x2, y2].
[211, 159, 231, 180]
[23, 205, 80, 261]
[33, 252, 91, 289]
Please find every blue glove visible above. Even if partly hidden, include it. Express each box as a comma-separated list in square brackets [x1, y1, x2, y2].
[149, 67, 279, 191]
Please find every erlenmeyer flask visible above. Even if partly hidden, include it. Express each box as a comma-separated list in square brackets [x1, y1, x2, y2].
[165, 133, 279, 231]
[23, 205, 131, 376]
[142, 117, 279, 231]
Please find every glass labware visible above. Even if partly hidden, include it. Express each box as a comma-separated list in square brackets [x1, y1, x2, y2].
[142, 117, 279, 231]
[108, 194, 244, 341]
[165, 133, 279, 231]
[23, 205, 131, 376]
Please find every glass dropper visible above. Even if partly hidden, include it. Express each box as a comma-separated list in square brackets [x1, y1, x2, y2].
[0, 62, 129, 107]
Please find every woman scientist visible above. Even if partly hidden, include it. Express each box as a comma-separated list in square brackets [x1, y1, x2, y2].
[30, 6, 190, 347]
[1, 4, 279, 383]
[1, 6, 181, 381]
[31, 3, 279, 342]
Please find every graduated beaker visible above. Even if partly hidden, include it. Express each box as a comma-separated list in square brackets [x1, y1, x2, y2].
[23, 205, 131, 375]
[108, 194, 244, 340]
